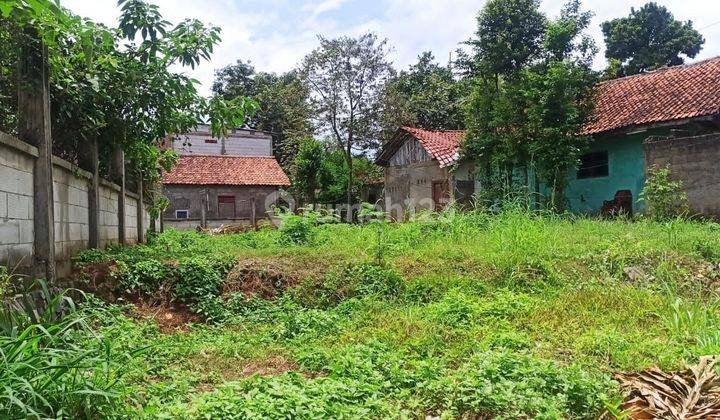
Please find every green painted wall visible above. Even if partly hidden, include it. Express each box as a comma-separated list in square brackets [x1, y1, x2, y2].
[564, 133, 647, 214]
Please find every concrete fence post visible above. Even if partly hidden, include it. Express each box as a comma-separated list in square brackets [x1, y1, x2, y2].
[136, 175, 144, 243]
[113, 145, 126, 245]
[18, 27, 55, 282]
[86, 137, 100, 248]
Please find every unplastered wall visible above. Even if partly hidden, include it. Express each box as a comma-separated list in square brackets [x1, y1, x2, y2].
[0, 135, 35, 267]
[0, 132, 158, 277]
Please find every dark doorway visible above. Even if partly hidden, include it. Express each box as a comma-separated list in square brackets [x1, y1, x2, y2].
[432, 180, 450, 210]
[218, 195, 236, 218]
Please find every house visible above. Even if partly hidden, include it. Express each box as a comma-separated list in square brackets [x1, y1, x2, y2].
[161, 125, 291, 230]
[375, 127, 472, 219]
[376, 57, 720, 217]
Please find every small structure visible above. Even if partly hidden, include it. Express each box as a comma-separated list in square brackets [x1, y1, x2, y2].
[377, 57, 720, 217]
[161, 126, 290, 230]
[375, 127, 472, 218]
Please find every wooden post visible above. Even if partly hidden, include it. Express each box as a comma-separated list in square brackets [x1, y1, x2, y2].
[18, 27, 55, 282]
[251, 197, 257, 229]
[113, 145, 126, 245]
[86, 138, 100, 248]
[136, 175, 144, 243]
[200, 190, 207, 229]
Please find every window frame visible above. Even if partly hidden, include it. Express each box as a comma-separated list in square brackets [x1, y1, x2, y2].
[577, 151, 609, 179]
[175, 209, 190, 219]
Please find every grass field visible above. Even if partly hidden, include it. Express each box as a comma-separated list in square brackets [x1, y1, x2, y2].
[10, 208, 720, 418]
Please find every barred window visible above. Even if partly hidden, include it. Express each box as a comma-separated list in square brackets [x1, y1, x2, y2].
[577, 151, 609, 179]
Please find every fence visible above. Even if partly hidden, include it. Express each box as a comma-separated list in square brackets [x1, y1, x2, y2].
[0, 132, 156, 278]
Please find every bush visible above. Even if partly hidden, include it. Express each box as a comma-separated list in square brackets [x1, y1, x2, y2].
[423, 351, 611, 418]
[173, 257, 223, 305]
[119, 259, 171, 294]
[294, 263, 404, 308]
[639, 166, 689, 221]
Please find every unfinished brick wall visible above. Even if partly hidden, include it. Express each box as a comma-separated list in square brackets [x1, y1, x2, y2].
[644, 133, 720, 217]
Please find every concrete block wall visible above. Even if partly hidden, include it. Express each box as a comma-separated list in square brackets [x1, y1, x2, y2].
[125, 196, 138, 243]
[99, 183, 120, 248]
[644, 133, 720, 217]
[0, 136, 36, 267]
[0, 132, 158, 277]
[53, 161, 90, 263]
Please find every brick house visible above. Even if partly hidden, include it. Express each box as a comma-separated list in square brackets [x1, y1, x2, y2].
[161, 126, 290, 229]
[377, 57, 720, 217]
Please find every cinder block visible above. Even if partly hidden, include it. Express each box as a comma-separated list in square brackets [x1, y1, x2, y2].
[18, 219, 33, 243]
[7, 194, 31, 219]
[0, 192, 6, 218]
[0, 219, 21, 245]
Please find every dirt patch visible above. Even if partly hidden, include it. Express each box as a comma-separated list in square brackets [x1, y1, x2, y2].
[75, 261, 124, 302]
[223, 258, 327, 299]
[131, 300, 201, 333]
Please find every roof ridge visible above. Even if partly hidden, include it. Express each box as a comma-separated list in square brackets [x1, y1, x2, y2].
[598, 56, 720, 86]
[178, 154, 276, 158]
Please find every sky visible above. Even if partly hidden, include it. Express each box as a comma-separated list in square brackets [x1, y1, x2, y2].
[61, 0, 720, 96]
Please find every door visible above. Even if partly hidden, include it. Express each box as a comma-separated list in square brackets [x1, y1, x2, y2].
[432, 180, 450, 210]
[217, 195, 236, 218]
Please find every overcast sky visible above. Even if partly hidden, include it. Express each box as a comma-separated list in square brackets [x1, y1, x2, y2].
[60, 0, 720, 96]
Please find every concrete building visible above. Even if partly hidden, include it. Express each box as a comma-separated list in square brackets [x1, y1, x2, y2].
[162, 126, 290, 229]
[377, 57, 720, 218]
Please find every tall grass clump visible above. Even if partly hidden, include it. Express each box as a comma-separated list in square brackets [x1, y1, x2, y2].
[0, 281, 137, 418]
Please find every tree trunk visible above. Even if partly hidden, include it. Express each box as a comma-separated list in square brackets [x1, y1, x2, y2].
[346, 143, 353, 222]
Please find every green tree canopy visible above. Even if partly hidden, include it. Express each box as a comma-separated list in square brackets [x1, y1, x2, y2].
[601, 2, 704, 76]
[380, 52, 466, 137]
[300, 33, 393, 215]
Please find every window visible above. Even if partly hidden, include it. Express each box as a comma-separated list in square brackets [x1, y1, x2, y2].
[577, 151, 609, 179]
[175, 210, 189, 219]
[204, 138, 218, 144]
[218, 195, 236, 218]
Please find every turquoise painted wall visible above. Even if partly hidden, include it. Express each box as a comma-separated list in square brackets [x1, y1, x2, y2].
[564, 133, 647, 214]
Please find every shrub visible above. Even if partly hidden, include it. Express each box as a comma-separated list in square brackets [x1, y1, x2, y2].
[639, 166, 689, 221]
[423, 351, 611, 418]
[119, 259, 171, 295]
[173, 257, 223, 305]
[294, 263, 404, 308]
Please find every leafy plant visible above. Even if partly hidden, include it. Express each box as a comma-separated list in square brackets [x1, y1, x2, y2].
[639, 166, 690, 221]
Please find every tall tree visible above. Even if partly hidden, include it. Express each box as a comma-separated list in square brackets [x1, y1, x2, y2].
[601, 2, 704, 76]
[462, 0, 546, 78]
[293, 137, 327, 205]
[380, 52, 465, 138]
[463, 0, 598, 210]
[212, 63, 313, 169]
[300, 33, 393, 218]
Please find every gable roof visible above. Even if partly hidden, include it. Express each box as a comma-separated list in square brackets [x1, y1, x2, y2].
[583, 57, 720, 135]
[162, 155, 290, 186]
[375, 126, 465, 168]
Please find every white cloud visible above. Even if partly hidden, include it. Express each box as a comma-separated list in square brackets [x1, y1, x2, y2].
[59, 0, 720, 96]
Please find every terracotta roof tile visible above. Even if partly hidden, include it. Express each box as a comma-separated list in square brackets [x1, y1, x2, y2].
[376, 127, 464, 168]
[582, 57, 720, 135]
[162, 155, 290, 186]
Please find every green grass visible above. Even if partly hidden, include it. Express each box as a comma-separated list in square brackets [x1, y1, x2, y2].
[65, 209, 720, 418]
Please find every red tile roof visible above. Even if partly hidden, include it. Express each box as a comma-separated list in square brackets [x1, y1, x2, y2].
[162, 155, 290, 186]
[583, 57, 720, 135]
[376, 127, 465, 168]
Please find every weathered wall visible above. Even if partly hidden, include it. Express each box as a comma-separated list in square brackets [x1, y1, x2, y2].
[644, 133, 720, 217]
[0, 132, 157, 277]
[563, 132, 646, 213]
[384, 160, 448, 219]
[0, 134, 36, 267]
[162, 184, 281, 230]
[172, 125, 273, 157]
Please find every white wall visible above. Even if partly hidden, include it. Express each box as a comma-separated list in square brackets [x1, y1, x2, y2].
[172, 125, 273, 157]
